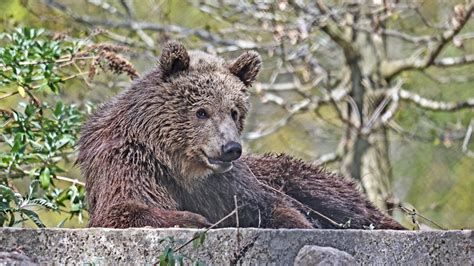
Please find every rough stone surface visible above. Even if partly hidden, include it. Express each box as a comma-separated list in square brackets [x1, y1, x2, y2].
[294, 245, 356, 265]
[0, 251, 36, 265]
[0, 228, 472, 265]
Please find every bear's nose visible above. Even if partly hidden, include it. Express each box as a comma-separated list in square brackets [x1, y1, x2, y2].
[220, 141, 242, 162]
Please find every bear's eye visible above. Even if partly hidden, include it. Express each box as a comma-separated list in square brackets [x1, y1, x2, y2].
[231, 109, 239, 121]
[196, 109, 209, 119]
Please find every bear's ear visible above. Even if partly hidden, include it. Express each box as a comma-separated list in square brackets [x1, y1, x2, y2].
[228, 51, 262, 87]
[159, 41, 190, 78]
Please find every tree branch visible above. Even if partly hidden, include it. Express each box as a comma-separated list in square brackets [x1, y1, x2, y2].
[42, 0, 259, 49]
[86, 0, 125, 17]
[244, 88, 349, 140]
[314, 138, 346, 165]
[399, 89, 474, 111]
[381, 4, 473, 79]
[462, 119, 474, 158]
[361, 81, 403, 135]
[433, 54, 474, 67]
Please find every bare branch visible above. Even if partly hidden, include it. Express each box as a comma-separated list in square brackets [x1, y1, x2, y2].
[119, 0, 134, 19]
[362, 81, 403, 135]
[42, 0, 260, 50]
[244, 88, 349, 140]
[413, 6, 449, 30]
[246, 164, 344, 228]
[462, 119, 474, 158]
[381, 4, 473, 79]
[314, 138, 346, 165]
[314, 152, 341, 165]
[420, 71, 474, 84]
[433, 54, 474, 67]
[387, 121, 433, 142]
[86, 0, 125, 17]
[457, 32, 474, 41]
[380, 93, 400, 125]
[399, 89, 474, 111]
[22, 170, 85, 186]
[243, 99, 311, 140]
[379, 29, 434, 44]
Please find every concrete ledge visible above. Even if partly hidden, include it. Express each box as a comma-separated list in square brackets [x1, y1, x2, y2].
[1, 228, 472, 264]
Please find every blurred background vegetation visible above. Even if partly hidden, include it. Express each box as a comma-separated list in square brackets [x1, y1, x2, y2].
[0, 0, 472, 229]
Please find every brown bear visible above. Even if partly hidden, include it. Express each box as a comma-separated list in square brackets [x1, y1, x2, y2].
[78, 41, 404, 230]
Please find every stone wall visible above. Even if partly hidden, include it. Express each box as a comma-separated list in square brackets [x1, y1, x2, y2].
[1, 228, 472, 264]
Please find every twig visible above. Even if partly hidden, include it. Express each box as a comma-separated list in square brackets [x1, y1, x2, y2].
[433, 54, 474, 67]
[399, 89, 474, 111]
[86, 0, 124, 17]
[398, 205, 447, 230]
[462, 119, 474, 158]
[0, 91, 19, 101]
[244, 164, 343, 228]
[22, 170, 85, 186]
[234, 195, 240, 255]
[120, 0, 134, 19]
[381, 4, 474, 79]
[420, 71, 474, 84]
[244, 88, 349, 140]
[361, 80, 403, 135]
[362, 27, 434, 44]
[230, 235, 259, 265]
[314, 151, 342, 165]
[54, 175, 85, 186]
[414, 6, 448, 30]
[243, 99, 311, 140]
[42, 0, 260, 50]
[174, 207, 241, 252]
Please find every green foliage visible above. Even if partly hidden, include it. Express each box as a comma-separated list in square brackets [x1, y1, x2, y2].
[158, 234, 207, 266]
[0, 28, 90, 227]
[159, 247, 178, 266]
[192, 231, 206, 248]
[0, 180, 57, 227]
[0, 28, 82, 94]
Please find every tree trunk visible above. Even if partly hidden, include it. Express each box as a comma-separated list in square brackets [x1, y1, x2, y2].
[341, 120, 395, 212]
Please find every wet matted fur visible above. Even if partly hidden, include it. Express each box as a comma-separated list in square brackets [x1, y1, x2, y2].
[78, 41, 404, 230]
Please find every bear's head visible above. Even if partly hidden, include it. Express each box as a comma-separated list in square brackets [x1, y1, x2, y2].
[129, 41, 261, 182]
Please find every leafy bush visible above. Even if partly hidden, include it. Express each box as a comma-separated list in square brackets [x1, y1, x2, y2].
[0, 28, 135, 227]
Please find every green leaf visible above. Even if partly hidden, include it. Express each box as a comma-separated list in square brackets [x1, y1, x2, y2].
[0, 212, 5, 226]
[167, 250, 176, 266]
[27, 139, 43, 151]
[24, 104, 35, 117]
[29, 198, 58, 211]
[1, 134, 14, 147]
[54, 136, 71, 150]
[0, 185, 22, 206]
[159, 247, 174, 266]
[174, 254, 184, 266]
[70, 203, 81, 212]
[8, 211, 15, 227]
[193, 261, 205, 266]
[40, 168, 51, 189]
[57, 218, 67, 228]
[28, 180, 40, 200]
[0, 185, 16, 201]
[17, 86, 26, 98]
[54, 102, 64, 117]
[20, 209, 45, 228]
[11, 133, 25, 153]
[192, 232, 206, 248]
[54, 189, 69, 205]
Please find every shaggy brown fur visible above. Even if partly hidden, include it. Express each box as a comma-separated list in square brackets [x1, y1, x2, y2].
[78, 41, 404, 230]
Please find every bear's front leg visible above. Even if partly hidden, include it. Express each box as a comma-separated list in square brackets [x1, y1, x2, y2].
[269, 204, 314, 229]
[89, 201, 211, 228]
